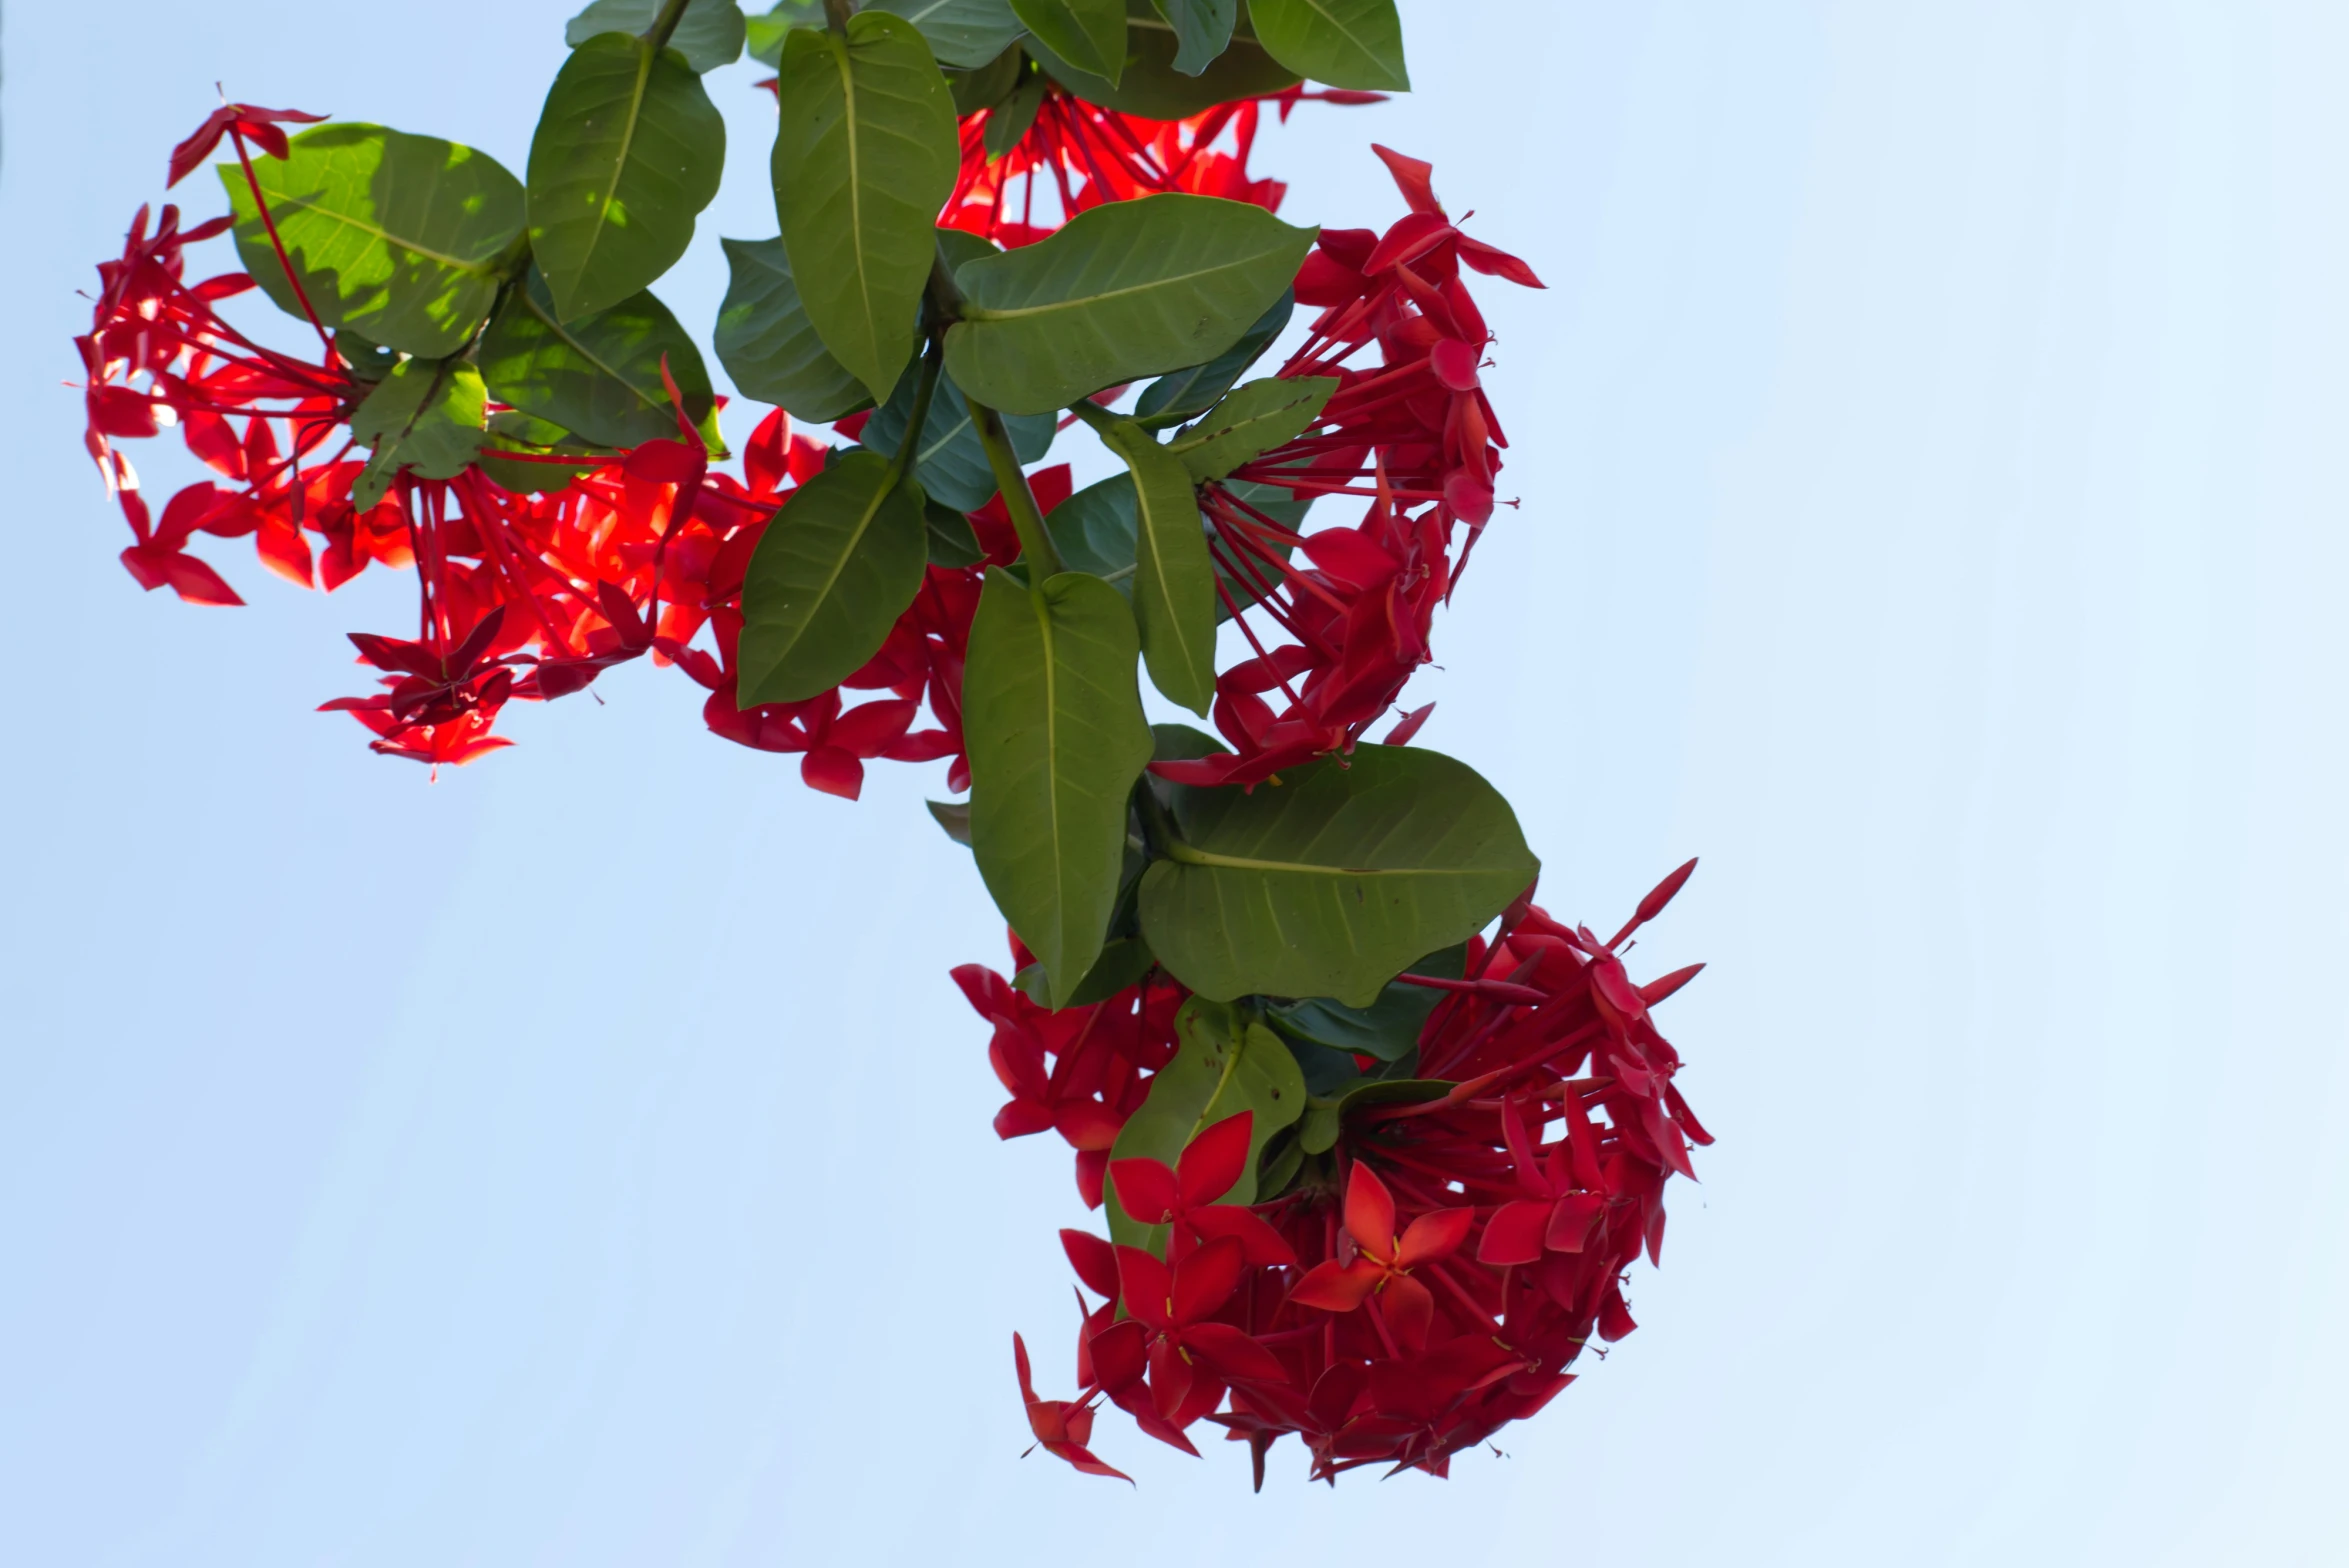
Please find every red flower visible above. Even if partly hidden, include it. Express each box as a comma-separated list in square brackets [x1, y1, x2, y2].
[1108, 1113, 1295, 1265]
[1287, 1162, 1471, 1351]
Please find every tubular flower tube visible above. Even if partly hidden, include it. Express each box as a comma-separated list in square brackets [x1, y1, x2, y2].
[991, 862, 1709, 1486]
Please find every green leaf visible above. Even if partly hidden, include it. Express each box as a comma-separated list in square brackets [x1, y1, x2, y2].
[947, 43, 1028, 114]
[747, 0, 826, 64]
[1140, 744, 1538, 1006]
[1010, 0, 1128, 83]
[1134, 287, 1292, 427]
[871, 0, 1029, 70]
[964, 567, 1155, 1005]
[714, 237, 873, 422]
[527, 32, 727, 321]
[1265, 942, 1465, 1060]
[348, 357, 488, 510]
[1153, 0, 1236, 74]
[1298, 1078, 1449, 1156]
[982, 66, 1048, 157]
[945, 194, 1316, 415]
[737, 449, 930, 705]
[220, 124, 524, 360]
[476, 411, 617, 496]
[1015, 934, 1154, 1009]
[480, 268, 718, 450]
[1045, 475, 1285, 622]
[1169, 374, 1335, 482]
[565, 0, 748, 72]
[1247, 0, 1408, 91]
[1105, 999, 1307, 1250]
[1095, 418, 1216, 715]
[1151, 721, 1225, 762]
[333, 330, 399, 383]
[927, 797, 974, 845]
[1028, 2, 1299, 118]
[926, 497, 988, 567]
[481, 266, 718, 450]
[862, 354, 1057, 512]
[772, 13, 962, 403]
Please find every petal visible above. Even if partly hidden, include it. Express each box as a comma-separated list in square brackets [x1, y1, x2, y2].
[1175, 1112, 1253, 1206]
[1381, 1274, 1436, 1354]
[1148, 1335, 1193, 1421]
[1597, 1283, 1639, 1342]
[1342, 1162, 1398, 1262]
[1042, 1439, 1133, 1483]
[1012, 1331, 1040, 1404]
[1179, 1322, 1290, 1386]
[1395, 1206, 1474, 1267]
[1059, 1228, 1120, 1298]
[1108, 1158, 1181, 1224]
[1087, 1318, 1149, 1393]
[1287, 1259, 1382, 1313]
[1114, 1245, 1174, 1331]
[1370, 143, 1444, 215]
[1475, 1200, 1551, 1268]
[1170, 1236, 1246, 1326]
[1547, 1192, 1606, 1254]
[1185, 1205, 1297, 1267]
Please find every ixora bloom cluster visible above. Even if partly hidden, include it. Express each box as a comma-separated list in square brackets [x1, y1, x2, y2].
[77, 0, 1708, 1485]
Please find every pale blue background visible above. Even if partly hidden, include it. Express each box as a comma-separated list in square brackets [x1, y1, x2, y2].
[3, 3, 2344, 1563]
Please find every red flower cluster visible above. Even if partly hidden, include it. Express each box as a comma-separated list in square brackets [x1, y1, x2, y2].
[1165, 146, 1546, 788]
[973, 862, 1709, 1484]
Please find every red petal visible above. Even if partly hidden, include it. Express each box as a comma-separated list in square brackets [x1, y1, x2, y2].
[1380, 1274, 1436, 1353]
[799, 746, 864, 799]
[1456, 234, 1547, 288]
[1287, 1259, 1380, 1313]
[1074, 1149, 1109, 1210]
[1342, 1163, 1398, 1261]
[1547, 1192, 1605, 1254]
[1185, 1205, 1297, 1267]
[1179, 1322, 1289, 1385]
[1429, 338, 1482, 391]
[1169, 1236, 1244, 1326]
[1087, 1317, 1149, 1392]
[1174, 1112, 1253, 1206]
[1381, 702, 1433, 746]
[1370, 144, 1444, 215]
[1394, 1206, 1473, 1267]
[1597, 1285, 1638, 1342]
[1109, 1158, 1181, 1224]
[1053, 1100, 1125, 1152]
[1147, 1334, 1193, 1420]
[1060, 1228, 1121, 1298]
[1475, 1200, 1551, 1268]
[1114, 1245, 1174, 1331]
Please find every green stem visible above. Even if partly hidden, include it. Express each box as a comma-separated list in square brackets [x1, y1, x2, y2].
[888, 339, 947, 490]
[824, 0, 854, 35]
[645, 0, 694, 52]
[973, 403, 1065, 580]
[1066, 398, 1120, 438]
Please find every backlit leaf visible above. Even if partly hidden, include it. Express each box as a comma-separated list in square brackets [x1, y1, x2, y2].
[1095, 418, 1216, 715]
[964, 568, 1154, 1005]
[478, 267, 717, 450]
[1029, 2, 1300, 117]
[1169, 374, 1334, 482]
[1153, 0, 1236, 74]
[945, 193, 1316, 415]
[1134, 287, 1292, 427]
[220, 123, 524, 359]
[527, 32, 727, 320]
[872, 0, 1028, 69]
[738, 449, 930, 705]
[1140, 745, 1537, 1006]
[772, 13, 962, 402]
[349, 357, 487, 510]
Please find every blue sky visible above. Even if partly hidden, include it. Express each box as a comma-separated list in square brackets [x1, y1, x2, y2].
[3, 3, 2344, 1563]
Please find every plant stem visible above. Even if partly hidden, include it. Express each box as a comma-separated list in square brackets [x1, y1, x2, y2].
[1066, 398, 1120, 438]
[972, 402, 1064, 580]
[645, 0, 694, 52]
[824, 0, 854, 35]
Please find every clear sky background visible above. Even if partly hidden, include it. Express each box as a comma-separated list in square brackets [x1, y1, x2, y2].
[3, 2, 2344, 1563]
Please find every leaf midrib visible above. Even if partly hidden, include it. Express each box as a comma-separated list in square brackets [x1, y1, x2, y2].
[520, 289, 663, 413]
[571, 39, 661, 297]
[963, 248, 1283, 322]
[259, 186, 497, 278]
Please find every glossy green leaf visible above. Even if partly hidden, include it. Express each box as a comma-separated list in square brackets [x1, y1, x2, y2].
[527, 32, 726, 321]
[1134, 287, 1292, 427]
[479, 269, 718, 450]
[1015, 935, 1154, 1009]
[565, 0, 748, 72]
[863, 355, 1057, 512]
[1046, 474, 1287, 622]
[947, 43, 1028, 114]
[1265, 942, 1464, 1059]
[1256, 1131, 1305, 1199]
[737, 449, 930, 705]
[982, 67, 1048, 157]
[349, 357, 487, 510]
[1106, 999, 1307, 1250]
[926, 498, 988, 567]
[1029, 0, 1298, 117]
[964, 567, 1154, 1005]
[714, 237, 873, 422]
[1140, 745, 1538, 1007]
[873, 0, 1029, 69]
[220, 124, 524, 359]
[1298, 1078, 1449, 1156]
[1095, 418, 1216, 715]
[1011, 0, 1128, 82]
[945, 193, 1316, 415]
[1170, 374, 1334, 482]
[1248, 0, 1406, 90]
[1153, 0, 1236, 73]
[772, 13, 962, 403]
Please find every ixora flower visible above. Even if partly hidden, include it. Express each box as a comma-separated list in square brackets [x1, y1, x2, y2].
[978, 861, 1707, 1485]
[78, 1, 1711, 1490]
